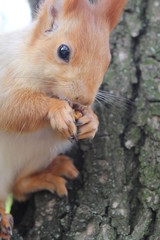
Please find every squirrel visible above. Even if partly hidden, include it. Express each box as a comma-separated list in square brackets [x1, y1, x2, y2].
[0, 0, 127, 238]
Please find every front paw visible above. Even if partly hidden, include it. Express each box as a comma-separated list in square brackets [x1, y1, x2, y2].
[76, 108, 99, 140]
[48, 99, 77, 140]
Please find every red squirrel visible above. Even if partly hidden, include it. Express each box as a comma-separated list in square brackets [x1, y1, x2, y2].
[0, 0, 127, 238]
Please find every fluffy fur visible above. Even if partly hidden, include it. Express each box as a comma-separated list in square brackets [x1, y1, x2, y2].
[0, 0, 127, 238]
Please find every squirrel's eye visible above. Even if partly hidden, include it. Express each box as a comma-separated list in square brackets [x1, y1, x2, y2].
[57, 44, 70, 63]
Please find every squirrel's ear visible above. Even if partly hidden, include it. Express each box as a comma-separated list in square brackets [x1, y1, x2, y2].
[30, 0, 66, 43]
[34, 0, 64, 33]
[33, 0, 81, 37]
[98, 0, 127, 32]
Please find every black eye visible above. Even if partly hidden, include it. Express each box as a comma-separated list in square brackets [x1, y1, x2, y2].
[57, 44, 70, 63]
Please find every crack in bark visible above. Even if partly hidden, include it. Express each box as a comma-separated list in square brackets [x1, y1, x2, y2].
[144, 210, 157, 240]
[117, 0, 152, 238]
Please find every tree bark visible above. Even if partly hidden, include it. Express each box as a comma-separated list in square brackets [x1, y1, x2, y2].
[12, 0, 160, 239]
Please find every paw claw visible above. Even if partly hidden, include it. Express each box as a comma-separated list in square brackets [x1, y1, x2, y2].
[7, 227, 12, 236]
[69, 134, 78, 143]
[7, 216, 13, 229]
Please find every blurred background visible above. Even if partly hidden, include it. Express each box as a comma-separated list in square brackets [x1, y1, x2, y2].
[0, 0, 31, 32]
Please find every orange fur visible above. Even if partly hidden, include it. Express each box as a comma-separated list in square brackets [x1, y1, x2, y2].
[0, 89, 48, 133]
[0, 88, 77, 134]
[13, 155, 79, 201]
[0, 88, 73, 133]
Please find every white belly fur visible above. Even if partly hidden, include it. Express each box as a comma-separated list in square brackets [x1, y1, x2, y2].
[0, 127, 72, 200]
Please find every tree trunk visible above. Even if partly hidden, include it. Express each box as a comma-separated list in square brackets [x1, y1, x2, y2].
[12, 0, 160, 239]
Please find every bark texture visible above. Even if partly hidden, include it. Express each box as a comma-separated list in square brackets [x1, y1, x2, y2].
[11, 0, 160, 239]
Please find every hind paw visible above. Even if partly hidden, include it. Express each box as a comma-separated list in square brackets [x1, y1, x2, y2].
[0, 213, 13, 240]
[44, 155, 79, 196]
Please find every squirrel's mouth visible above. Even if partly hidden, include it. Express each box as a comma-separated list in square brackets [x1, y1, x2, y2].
[50, 94, 88, 113]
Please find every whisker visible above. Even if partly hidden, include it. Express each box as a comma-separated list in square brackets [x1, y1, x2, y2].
[96, 90, 134, 112]
[95, 98, 103, 105]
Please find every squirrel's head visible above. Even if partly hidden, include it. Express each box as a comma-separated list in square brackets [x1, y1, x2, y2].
[28, 0, 127, 106]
